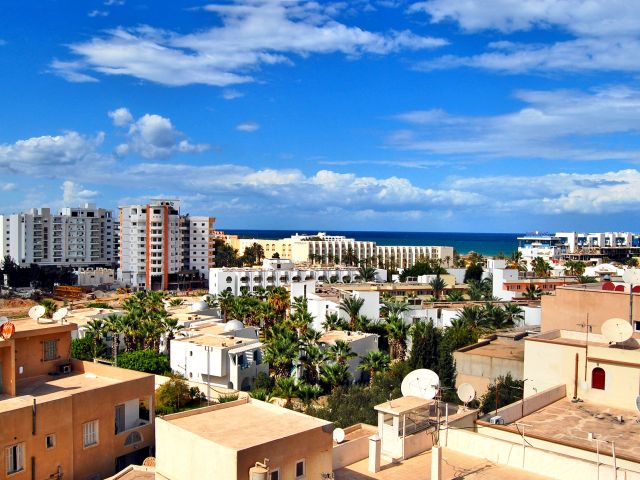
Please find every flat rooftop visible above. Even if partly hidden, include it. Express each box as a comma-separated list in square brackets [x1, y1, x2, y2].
[528, 329, 638, 350]
[7, 318, 77, 338]
[503, 398, 640, 461]
[164, 398, 332, 450]
[457, 336, 526, 362]
[335, 447, 550, 479]
[175, 334, 258, 348]
[375, 396, 433, 416]
[320, 330, 375, 344]
[66, 307, 124, 325]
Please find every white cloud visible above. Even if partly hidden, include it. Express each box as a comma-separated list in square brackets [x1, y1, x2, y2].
[50, 60, 99, 83]
[113, 111, 209, 159]
[0, 131, 107, 175]
[62, 180, 98, 206]
[104, 0, 124, 5]
[88, 10, 108, 17]
[221, 89, 244, 100]
[236, 122, 260, 132]
[390, 85, 640, 161]
[1, 183, 16, 191]
[108, 107, 133, 126]
[53, 0, 446, 86]
[410, 0, 640, 74]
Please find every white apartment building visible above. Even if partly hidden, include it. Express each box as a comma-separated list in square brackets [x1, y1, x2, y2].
[0, 203, 114, 267]
[181, 215, 216, 279]
[209, 258, 387, 296]
[118, 200, 182, 290]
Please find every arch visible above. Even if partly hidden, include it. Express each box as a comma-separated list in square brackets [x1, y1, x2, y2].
[615, 284, 626, 292]
[634, 285, 640, 293]
[602, 282, 615, 291]
[226, 276, 232, 283]
[124, 431, 143, 446]
[591, 367, 605, 390]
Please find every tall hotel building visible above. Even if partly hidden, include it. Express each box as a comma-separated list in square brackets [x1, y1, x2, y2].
[0, 204, 114, 267]
[118, 200, 216, 290]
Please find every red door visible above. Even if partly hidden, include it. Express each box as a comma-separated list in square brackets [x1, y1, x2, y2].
[592, 367, 605, 389]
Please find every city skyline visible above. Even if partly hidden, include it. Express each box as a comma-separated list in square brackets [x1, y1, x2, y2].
[2, 1, 640, 232]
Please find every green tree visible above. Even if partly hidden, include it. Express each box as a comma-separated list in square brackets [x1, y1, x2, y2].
[85, 319, 106, 359]
[503, 303, 524, 325]
[40, 299, 57, 319]
[273, 377, 298, 408]
[531, 256, 551, 277]
[117, 349, 170, 374]
[358, 351, 390, 385]
[408, 320, 441, 370]
[455, 305, 488, 331]
[464, 263, 484, 283]
[429, 275, 447, 300]
[480, 373, 524, 414]
[386, 314, 409, 361]
[564, 260, 586, 276]
[522, 284, 543, 299]
[214, 240, 242, 267]
[327, 340, 356, 366]
[322, 312, 348, 331]
[71, 337, 95, 361]
[446, 290, 465, 302]
[339, 296, 365, 330]
[357, 266, 377, 282]
[156, 375, 197, 413]
[320, 362, 351, 393]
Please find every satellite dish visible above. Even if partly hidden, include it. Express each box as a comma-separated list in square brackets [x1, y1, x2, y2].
[623, 268, 640, 285]
[333, 427, 346, 443]
[457, 383, 476, 405]
[601, 317, 633, 343]
[53, 307, 68, 322]
[401, 369, 440, 400]
[28, 305, 46, 321]
[1, 322, 15, 340]
[0, 316, 8, 327]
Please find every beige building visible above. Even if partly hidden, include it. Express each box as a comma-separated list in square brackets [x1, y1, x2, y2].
[0, 318, 155, 480]
[454, 332, 527, 396]
[154, 397, 334, 480]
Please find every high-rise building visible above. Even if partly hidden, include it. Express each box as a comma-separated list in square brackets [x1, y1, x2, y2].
[0, 204, 114, 267]
[181, 215, 216, 279]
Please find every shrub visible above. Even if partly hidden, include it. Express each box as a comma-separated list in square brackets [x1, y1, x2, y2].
[71, 337, 94, 361]
[86, 302, 111, 309]
[117, 349, 170, 374]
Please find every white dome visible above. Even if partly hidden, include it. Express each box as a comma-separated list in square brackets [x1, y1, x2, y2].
[224, 320, 244, 332]
[190, 301, 208, 313]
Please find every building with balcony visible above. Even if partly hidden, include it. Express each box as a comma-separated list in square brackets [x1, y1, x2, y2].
[180, 215, 216, 280]
[0, 203, 114, 268]
[0, 318, 155, 479]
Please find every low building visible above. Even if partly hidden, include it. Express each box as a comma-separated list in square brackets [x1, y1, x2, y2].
[209, 258, 386, 296]
[319, 330, 379, 382]
[454, 332, 528, 396]
[170, 323, 267, 391]
[75, 267, 116, 287]
[0, 318, 155, 479]
[154, 397, 334, 480]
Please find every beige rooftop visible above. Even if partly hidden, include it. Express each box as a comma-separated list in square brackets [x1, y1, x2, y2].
[176, 334, 257, 348]
[164, 398, 332, 450]
[320, 330, 374, 344]
[375, 396, 433, 416]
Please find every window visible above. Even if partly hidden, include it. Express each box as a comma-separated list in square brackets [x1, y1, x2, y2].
[635, 320, 640, 332]
[43, 339, 58, 361]
[83, 420, 99, 448]
[295, 459, 305, 478]
[5, 443, 25, 475]
[592, 367, 606, 390]
[45, 434, 56, 449]
[124, 431, 142, 446]
[269, 469, 280, 480]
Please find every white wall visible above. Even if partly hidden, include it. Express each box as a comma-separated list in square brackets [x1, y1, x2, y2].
[492, 267, 519, 301]
[522, 306, 541, 326]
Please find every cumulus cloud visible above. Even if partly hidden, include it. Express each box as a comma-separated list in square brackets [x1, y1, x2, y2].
[0, 131, 107, 175]
[62, 180, 99, 206]
[1, 183, 16, 191]
[236, 122, 260, 132]
[390, 85, 640, 161]
[110, 109, 209, 159]
[410, 0, 640, 74]
[52, 0, 446, 86]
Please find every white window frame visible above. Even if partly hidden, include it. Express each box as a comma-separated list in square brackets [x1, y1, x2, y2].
[269, 468, 280, 480]
[5, 443, 25, 475]
[295, 458, 306, 479]
[83, 420, 99, 448]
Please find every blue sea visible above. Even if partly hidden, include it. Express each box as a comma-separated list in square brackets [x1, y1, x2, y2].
[223, 230, 521, 256]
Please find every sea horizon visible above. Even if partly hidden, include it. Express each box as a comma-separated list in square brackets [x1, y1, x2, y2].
[222, 229, 522, 257]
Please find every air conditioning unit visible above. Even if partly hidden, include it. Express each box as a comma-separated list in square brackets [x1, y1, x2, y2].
[489, 416, 504, 425]
[59, 364, 72, 374]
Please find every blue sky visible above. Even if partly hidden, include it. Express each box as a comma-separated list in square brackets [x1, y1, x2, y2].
[2, 0, 640, 233]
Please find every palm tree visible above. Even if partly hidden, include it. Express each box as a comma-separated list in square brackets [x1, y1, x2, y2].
[357, 351, 390, 385]
[357, 266, 377, 282]
[482, 303, 509, 330]
[522, 284, 543, 300]
[273, 377, 298, 408]
[267, 287, 290, 321]
[203, 294, 219, 309]
[320, 362, 351, 393]
[104, 314, 123, 363]
[508, 251, 527, 271]
[503, 303, 524, 326]
[564, 260, 586, 276]
[297, 381, 321, 405]
[446, 290, 465, 302]
[380, 299, 409, 318]
[455, 305, 487, 331]
[386, 314, 409, 361]
[322, 312, 347, 331]
[163, 316, 184, 358]
[429, 275, 447, 300]
[85, 318, 105, 359]
[40, 299, 57, 319]
[577, 275, 598, 284]
[339, 296, 365, 330]
[327, 340, 356, 365]
[169, 298, 184, 307]
[263, 329, 299, 378]
[531, 257, 551, 277]
[299, 344, 325, 384]
[217, 290, 235, 322]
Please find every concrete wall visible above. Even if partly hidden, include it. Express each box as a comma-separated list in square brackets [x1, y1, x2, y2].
[483, 384, 566, 424]
[332, 424, 375, 470]
[542, 287, 640, 338]
[454, 350, 524, 397]
[522, 305, 541, 326]
[14, 330, 72, 383]
[444, 428, 640, 480]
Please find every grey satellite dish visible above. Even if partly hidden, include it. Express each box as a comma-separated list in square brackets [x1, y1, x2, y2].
[28, 305, 46, 321]
[333, 427, 346, 443]
[53, 307, 68, 322]
[0, 316, 8, 327]
[401, 369, 440, 400]
[457, 383, 476, 406]
[601, 317, 633, 344]
[623, 268, 640, 285]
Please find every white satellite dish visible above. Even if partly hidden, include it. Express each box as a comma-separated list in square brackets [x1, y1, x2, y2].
[333, 427, 346, 443]
[623, 268, 640, 285]
[53, 307, 68, 322]
[401, 369, 440, 400]
[28, 305, 46, 321]
[601, 317, 633, 344]
[457, 383, 476, 405]
[0, 316, 8, 327]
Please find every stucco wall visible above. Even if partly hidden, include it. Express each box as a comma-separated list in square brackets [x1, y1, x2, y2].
[454, 350, 524, 397]
[332, 424, 375, 470]
[14, 331, 72, 382]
